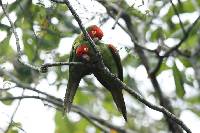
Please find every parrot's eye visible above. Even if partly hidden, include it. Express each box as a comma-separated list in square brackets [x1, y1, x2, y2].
[83, 47, 88, 52]
[76, 44, 89, 57]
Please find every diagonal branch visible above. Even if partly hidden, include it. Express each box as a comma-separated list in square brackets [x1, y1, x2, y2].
[169, 0, 186, 34]
[151, 15, 200, 75]
[163, 15, 200, 58]
[4, 90, 24, 133]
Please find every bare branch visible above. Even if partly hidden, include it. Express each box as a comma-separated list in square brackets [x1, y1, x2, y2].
[163, 15, 200, 58]
[0, 95, 130, 133]
[40, 62, 84, 73]
[112, 9, 122, 29]
[0, 70, 129, 133]
[169, 0, 186, 34]
[4, 90, 24, 133]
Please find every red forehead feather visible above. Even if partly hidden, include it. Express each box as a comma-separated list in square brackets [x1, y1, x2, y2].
[76, 44, 89, 57]
[88, 25, 103, 39]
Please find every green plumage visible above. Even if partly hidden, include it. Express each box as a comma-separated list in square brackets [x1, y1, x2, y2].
[64, 40, 91, 113]
[95, 42, 127, 121]
[65, 39, 127, 121]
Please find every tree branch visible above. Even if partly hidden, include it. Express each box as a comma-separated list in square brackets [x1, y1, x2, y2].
[0, 70, 129, 133]
[163, 15, 200, 58]
[4, 90, 24, 133]
[169, 0, 186, 34]
[40, 62, 84, 73]
[0, 95, 130, 133]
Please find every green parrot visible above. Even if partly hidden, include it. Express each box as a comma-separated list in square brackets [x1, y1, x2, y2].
[64, 25, 103, 113]
[64, 39, 127, 121]
[94, 42, 127, 121]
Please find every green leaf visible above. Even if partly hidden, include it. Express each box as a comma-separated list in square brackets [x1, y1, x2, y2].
[190, 108, 200, 117]
[55, 111, 76, 133]
[0, 91, 13, 105]
[7, 129, 18, 133]
[73, 90, 90, 106]
[150, 27, 163, 41]
[54, 111, 88, 133]
[172, 63, 185, 98]
[186, 95, 200, 104]
[0, 23, 11, 31]
[156, 60, 170, 76]
[122, 54, 140, 67]
[178, 57, 192, 68]
[0, 35, 14, 59]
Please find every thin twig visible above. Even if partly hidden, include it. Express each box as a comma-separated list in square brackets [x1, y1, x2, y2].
[0, 70, 129, 133]
[4, 90, 24, 133]
[169, 0, 186, 34]
[112, 9, 122, 29]
[40, 61, 84, 73]
[163, 15, 200, 58]
[0, 95, 130, 133]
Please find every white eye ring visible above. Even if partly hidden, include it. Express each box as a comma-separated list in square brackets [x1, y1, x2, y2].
[84, 47, 88, 51]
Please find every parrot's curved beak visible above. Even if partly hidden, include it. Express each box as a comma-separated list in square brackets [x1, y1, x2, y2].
[93, 37, 99, 42]
[82, 54, 90, 61]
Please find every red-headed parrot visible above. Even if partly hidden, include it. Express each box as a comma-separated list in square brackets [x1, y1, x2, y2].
[94, 42, 127, 121]
[64, 25, 103, 113]
[73, 25, 103, 45]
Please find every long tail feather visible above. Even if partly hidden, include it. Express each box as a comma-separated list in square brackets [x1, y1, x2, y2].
[110, 89, 127, 121]
[64, 77, 81, 113]
[94, 72, 127, 121]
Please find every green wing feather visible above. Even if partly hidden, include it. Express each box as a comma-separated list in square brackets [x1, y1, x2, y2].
[107, 45, 123, 81]
[95, 43, 127, 121]
[64, 36, 82, 113]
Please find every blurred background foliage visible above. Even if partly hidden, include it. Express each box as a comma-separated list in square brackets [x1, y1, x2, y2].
[0, 0, 200, 133]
